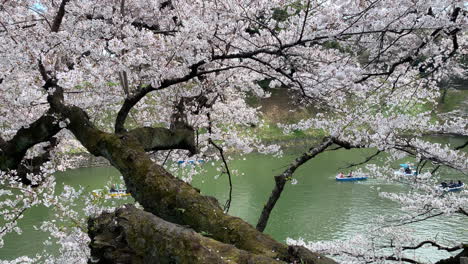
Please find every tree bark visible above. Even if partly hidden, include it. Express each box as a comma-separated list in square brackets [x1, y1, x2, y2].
[126, 127, 196, 155]
[88, 204, 285, 264]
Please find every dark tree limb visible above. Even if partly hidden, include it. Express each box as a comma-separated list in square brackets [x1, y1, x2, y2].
[112, 23, 445, 133]
[51, 0, 70, 32]
[88, 204, 285, 264]
[0, 111, 61, 172]
[454, 140, 468, 150]
[114, 65, 234, 133]
[341, 150, 382, 169]
[256, 136, 367, 232]
[336, 251, 422, 264]
[435, 247, 467, 264]
[126, 127, 197, 155]
[384, 256, 422, 264]
[15, 137, 58, 185]
[209, 139, 233, 213]
[0, 135, 6, 150]
[256, 137, 333, 232]
[0, 208, 27, 236]
[457, 207, 468, 217]
[402, 241, 467, 252]
[84, 14, 179, 36]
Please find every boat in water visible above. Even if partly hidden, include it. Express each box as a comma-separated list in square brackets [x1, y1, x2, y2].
[437, 182, 465, 192]
[335, 175, 368, 181]
[394, 163, 417, 176]
[92, 188, 131, 198]
[177, 159, 205, 164]
[394, 170, 417, 176]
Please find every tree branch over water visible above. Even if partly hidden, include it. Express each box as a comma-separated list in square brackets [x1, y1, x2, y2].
[341, 150, 382, 169]
[256, 137, 333, 232]
[209, 138, 233, 213]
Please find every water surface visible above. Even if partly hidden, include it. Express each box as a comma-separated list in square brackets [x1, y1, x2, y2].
[0, 148, 466, 263]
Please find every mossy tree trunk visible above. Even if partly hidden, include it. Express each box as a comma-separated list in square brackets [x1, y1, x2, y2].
[41, 85, 336, 263]
[88, 204, 286, 264]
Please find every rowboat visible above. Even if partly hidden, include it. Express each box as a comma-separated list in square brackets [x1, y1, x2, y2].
[177, 159, 205, 164]
[335, 175, 368, 181]
[92, 189, 131, 198]
[394, 170, 417, 176]
[437, 183, 464, 192]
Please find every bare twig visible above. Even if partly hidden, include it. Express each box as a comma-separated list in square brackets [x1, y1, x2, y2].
[162, 150, 172, 167]
[341, 150, 381, 169]
[458, 207, 468, 217]
[208, 139, 233, 213]
[0, 208, 27, 235]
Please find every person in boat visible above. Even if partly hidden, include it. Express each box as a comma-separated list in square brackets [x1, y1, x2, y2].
[448, 180, 455, 188]
[404, 167, 411, 174]
[110, 184, 116, 193]
[441, 182, 448, 188]
[347, 171, 353, 177]
[338, 172, 345, 178]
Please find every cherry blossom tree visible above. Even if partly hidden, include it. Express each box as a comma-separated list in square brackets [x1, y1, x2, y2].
[0, 0, 466, 263]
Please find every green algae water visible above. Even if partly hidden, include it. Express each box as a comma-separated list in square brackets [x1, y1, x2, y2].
[0, 147, 466, 263]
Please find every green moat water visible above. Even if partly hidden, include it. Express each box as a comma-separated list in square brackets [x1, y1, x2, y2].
[1, 145, 466, 263]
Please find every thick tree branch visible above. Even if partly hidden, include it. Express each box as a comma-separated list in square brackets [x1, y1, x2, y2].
[126, 127, 197, 155]
[114, 64, 234, 133]
[435, 247, 468, 264]
[0, 111, 61, 172]
[256, 137, 333, 232]
[332, 138, 366, 149]
[0, 135, 6, 150]
[357, 56, 414, 83]
[457, 207, 468, 217]
[89, 204, 285, 264]
[15, 137, 58, 185]
[402, 241, 467, 252]
[51, 0, 70, 32]
[84, 14, 179, 35]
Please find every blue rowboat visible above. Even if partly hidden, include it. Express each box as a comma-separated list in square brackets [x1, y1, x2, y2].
[437, 183, 464, 192]
[335, 176, 368, 181]
[177, 159, 205, 164]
